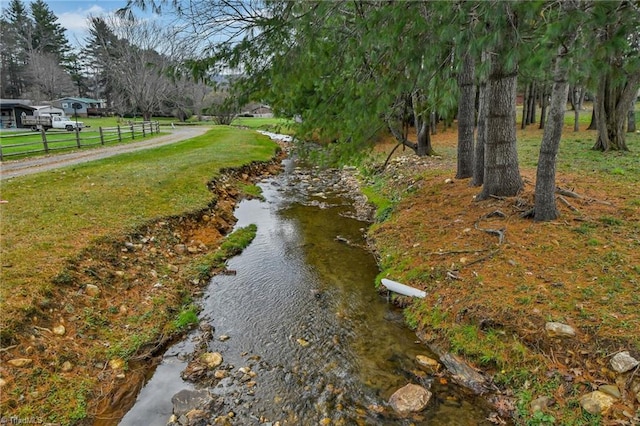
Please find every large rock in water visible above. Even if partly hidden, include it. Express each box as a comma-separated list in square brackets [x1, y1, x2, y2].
[171, 389, 213, 417]
[439, 352, 488, 394]
[388, 383, 432, 415]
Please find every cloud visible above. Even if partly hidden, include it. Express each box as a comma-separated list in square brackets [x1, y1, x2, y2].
[56, 5, 108, 46]
[58, 5, 107, 31]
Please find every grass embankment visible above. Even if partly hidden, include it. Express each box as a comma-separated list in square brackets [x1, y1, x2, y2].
[0, 126, 279, 424]
[364, 116, 639, 424]
[0, 116, 291, 160]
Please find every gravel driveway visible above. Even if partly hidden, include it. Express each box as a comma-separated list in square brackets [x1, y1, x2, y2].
[0, 126, 210, 180]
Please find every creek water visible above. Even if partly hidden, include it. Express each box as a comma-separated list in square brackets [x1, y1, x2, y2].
[119, 155, 496, 425]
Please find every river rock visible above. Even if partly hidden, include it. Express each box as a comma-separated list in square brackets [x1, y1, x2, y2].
[545, 322, 575, 337]
[416, 355, 440, 373]
[53, 325, 66, 335]
[202, 352, 223, 368]
[579, 391, 616, 415]
[85, 284, 100, 296]
[7, 358, 32, 367]
[185, 409, 208, 424]
[598, 384, 621, 399]
[171, 389, 213, 417]
[388, 383, 432, 415]
[610, 351, 639, 373]
[109, 358, 125, 370]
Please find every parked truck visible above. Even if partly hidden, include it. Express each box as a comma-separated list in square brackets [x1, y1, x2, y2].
[22, 114, 84, 131]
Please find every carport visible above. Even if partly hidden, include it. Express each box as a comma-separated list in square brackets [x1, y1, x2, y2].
[0, 100, 36, 129]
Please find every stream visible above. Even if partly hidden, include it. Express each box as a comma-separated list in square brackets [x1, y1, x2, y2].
[119, 148, 496, 425]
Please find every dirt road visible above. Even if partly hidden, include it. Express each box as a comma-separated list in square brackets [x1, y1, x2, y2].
[0, 126, 210, 180]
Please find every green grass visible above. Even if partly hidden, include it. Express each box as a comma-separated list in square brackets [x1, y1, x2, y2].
[186, 223, 258, 282]
[512, 104, 640, 181]
[0, 126, 277, 424]
[231, 116, 294, 133]
[0, 119, 167, 159]
[172, 305, 200, 331]
[1, 126, 277, 317]
[0, 116, 291, 160]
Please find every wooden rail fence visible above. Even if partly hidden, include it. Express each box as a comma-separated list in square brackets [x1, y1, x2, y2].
[0, 121, 160, 161]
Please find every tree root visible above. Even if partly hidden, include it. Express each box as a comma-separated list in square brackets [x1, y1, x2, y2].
[556, 186, 612, 205]
[475, 210, 507, 244]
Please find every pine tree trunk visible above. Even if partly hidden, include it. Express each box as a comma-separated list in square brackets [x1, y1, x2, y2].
[628, 99, 636, 133]
[539, 85, 548, 130]
[472, 52, 489, 187]
[587, 107, 597, 130]
[528, 82, 537, 125]
[411, 91, 435, 157]
[570, 86, 581, 132]
[477, 52, 523, 200]
[416, 119, 433, 156]
[534, 47, 571, 221]
[592, 72, 639, 151]
[521, 83, 529, 129]
[456, 51, 476, 179]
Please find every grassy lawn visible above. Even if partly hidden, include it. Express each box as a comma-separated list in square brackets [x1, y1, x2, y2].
[231, 116, 295, 133]
[0, 118, 167, 160]
[0, 116, 293, 160]
[0, 126, 279, 423]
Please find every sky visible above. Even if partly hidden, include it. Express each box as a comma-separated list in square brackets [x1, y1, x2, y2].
[15, 0, 163, 47]
[43, 1, 126, 44]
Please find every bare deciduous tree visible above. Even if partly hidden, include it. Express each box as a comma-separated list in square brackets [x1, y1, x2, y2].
[89, 14, 199, 120]
[25, 51, 75, 101]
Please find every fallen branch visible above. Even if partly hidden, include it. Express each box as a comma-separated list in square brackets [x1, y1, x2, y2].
[426, 249, 491, 256]
[557, 186, 613, 206]
[556, 187, 582, 199]
[0, 344, 18, 353]
[464, 249, 500, 266]
[558, 195, 580, 212]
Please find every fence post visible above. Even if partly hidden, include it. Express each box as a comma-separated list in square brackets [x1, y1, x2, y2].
[41, 128, 48, 153]
[142, 122, 147, 137]
[130, 125, 135, 140]
[155, 121, 159, 133]
[117, 125, 122, 142]
[75, 128, 81, 148]
[99, 127, 105, 145]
